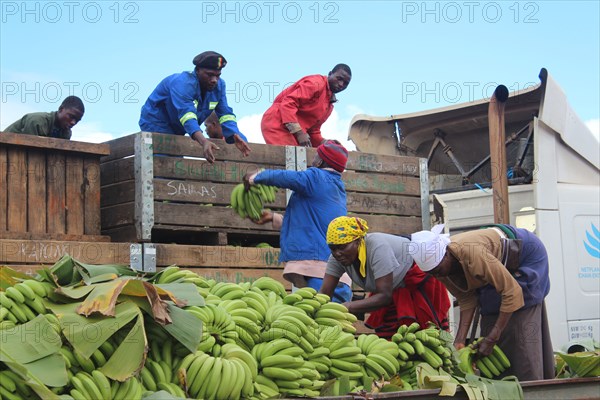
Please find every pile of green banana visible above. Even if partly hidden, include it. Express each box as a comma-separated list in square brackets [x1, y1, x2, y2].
[230, 183, 277, 220]
[359, 334, 403, 382]
[0, 280, 51, 329]
[457, 338, 511, 379]
[393, 323, 454, 370]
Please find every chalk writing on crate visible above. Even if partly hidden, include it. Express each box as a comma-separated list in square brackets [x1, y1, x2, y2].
[166, 181, 217, 197]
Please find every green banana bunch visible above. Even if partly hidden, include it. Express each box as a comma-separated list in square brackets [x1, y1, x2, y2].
[251, 276, 287, 298]
[313, 300, 357, 333]
[230, 183, 278, 220]
[358, 334, 401, 380]
[391, 323, 456, 379]
[185, 303, 238, 349]
[457, 338, 511, 378]
[0, 281, 49, 325]
[69, 370, 117, 400]
[0, 369, 33, 399]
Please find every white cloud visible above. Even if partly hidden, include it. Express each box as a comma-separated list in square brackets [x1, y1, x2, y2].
[585, 119, 599, 142]
[0, 102, 36, 130]
[237, 113, 265, 144]
[71, 122, 117, 143]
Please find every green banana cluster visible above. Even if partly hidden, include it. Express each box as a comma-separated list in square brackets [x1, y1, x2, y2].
[181, 346, 257, 400]
[359, 334, 402, 381]
[0, 369, 34, 399]
[230, 183, 277, 220]
[313, 300, 357, 334]
[185, 303, 239, 354]
[68, 370, 120, 400]
[319, 326, 365, 386]
[0, 280, 50, 329]
[457, 338, 511, 378]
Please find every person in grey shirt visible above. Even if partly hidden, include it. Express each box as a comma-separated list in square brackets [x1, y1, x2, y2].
[320, 216, 451, 338]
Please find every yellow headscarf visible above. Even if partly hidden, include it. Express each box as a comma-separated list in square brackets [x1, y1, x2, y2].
[326, 216, 369, 277]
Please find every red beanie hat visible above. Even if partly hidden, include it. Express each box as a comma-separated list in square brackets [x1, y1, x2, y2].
[317, 140, 349, 172]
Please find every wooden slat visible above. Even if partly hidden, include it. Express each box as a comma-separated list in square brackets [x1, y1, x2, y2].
[343, 170, 421, 195]
[155, 243, 282, 268]
[0, 240, 131, 264]
[349, 213, 423, 236]
[27, 150, 47, 234]
[7, 147, 27, 232]
[47, 153, 66, 234]
[0, 132, 109, 156]
[306, 147, 422, 176]
[346, 192, 422, 217]
[100, 203, 135, 230]
[66, 157, 84, 235]
[153, 179, 287, 208]
[0, 231, 110, 242]
[100, 157, 135, 185]
[84, 157, 101, 235]
[153, 202, 279, 231]
[152, 156, 286, 182]
[100, 225, 138, 243]
[0, 146, 7, 231]
[101, 180, 135, 207]
[99, 134, 135, 162]
[151, 133, 287, 164]
[173, 267, 290, 289]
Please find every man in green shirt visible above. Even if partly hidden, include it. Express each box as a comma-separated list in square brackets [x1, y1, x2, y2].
[3, 96, 85, 139]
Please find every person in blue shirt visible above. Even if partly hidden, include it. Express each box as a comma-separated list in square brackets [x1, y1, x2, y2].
[139, 51, 251, 163]
[243, 140, 353, 303]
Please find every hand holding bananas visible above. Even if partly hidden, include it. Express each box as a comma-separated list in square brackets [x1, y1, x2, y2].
[230, 171, 277, 220]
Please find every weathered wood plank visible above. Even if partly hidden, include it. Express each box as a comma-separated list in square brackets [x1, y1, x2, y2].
[100, 203, 135, 230]
[169, 267, 290, 289]
[0, 232, 110, 242]
[343, 170, 421, 196]
[153, 179, 287, 208]
[7, 147, 27, 232]
[101, 181, 135, 207]
[306, 148, 422, 176]
[66, 157, 84, 235]
[155, 243, 282, 268]
[150, 133, 287, 164]
[0, 147, 8, 231]
[100, 133, 135, 162]
[84, 157, 101, 235]
[100, 157, 135, 185]
[0, 132, 110, 156]
[101, 225, 138, 243]
[47, 153, 66, 234]
[27, 150, 47, 234]
[153, 202, 279, 231]
[348, 213, 423, 236]
[347, 192, 422, 217]
[0, 240, 131, 264]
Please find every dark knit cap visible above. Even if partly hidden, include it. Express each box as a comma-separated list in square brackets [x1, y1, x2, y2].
[317, 140, 349, 172]
[193, 51, 227, 70]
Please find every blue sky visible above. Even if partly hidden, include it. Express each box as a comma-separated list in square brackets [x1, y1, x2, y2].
[1, 0, 599, 148]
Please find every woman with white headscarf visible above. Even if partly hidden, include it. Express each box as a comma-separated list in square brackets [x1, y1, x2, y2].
[410, 224, 554, 381]
[320, 216, 451, 339]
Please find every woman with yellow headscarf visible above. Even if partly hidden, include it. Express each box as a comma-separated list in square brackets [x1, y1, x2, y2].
[320, 216, 451, 339]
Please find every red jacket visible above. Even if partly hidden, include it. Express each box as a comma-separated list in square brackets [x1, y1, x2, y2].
[261, 75, 334, 146]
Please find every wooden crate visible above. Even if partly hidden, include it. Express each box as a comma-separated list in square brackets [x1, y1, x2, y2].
[0, 238, 287, 288]
[100, 132, 429, 245]
[0, 133, 110, 242]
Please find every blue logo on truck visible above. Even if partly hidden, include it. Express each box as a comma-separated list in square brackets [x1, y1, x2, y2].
[584, 223, 600, 259]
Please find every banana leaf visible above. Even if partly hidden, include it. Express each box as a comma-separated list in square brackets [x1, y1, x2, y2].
[556, 351, 600, 377]
[37, 254, 137, 286]
[0, 266, 31, 290]
[0, 315, 62, 364]
[98, 310, 147, 381]
[155, 283, 205, 306]
[45, 301, 141, 358]
[162, 303, 203, 353]
[0, 315, 67, 396]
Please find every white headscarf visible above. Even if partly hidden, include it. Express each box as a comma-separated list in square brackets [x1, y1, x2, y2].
[410, 224, 451, 272]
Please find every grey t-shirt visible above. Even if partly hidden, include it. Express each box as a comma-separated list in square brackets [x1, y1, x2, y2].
[325, 232, 414, 292]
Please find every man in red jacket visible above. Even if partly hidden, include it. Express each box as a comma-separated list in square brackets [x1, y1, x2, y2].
[261, 64, 352, 147]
